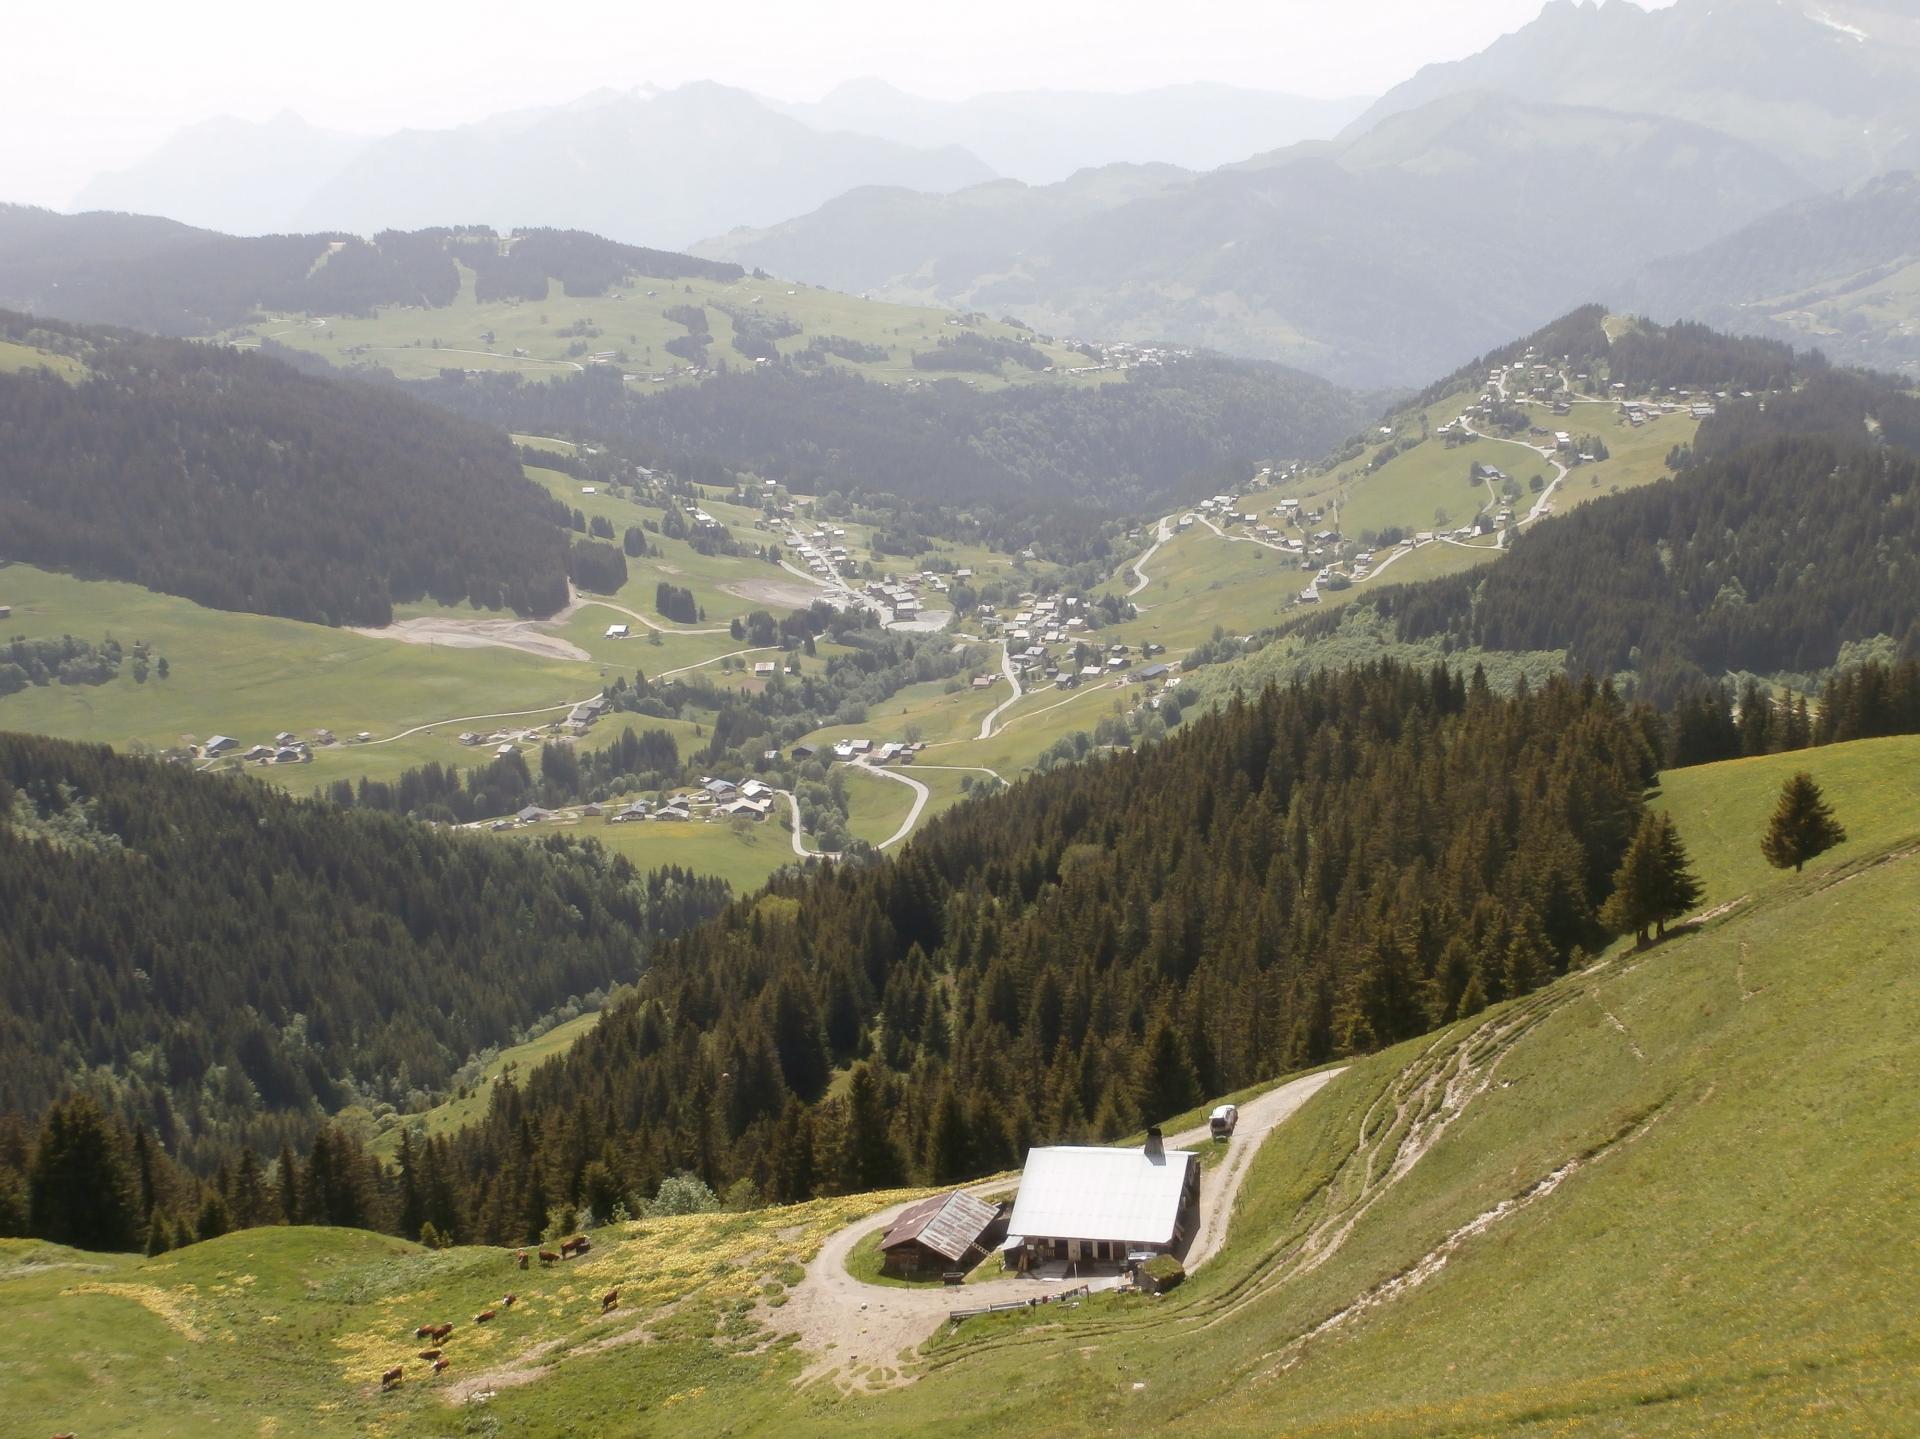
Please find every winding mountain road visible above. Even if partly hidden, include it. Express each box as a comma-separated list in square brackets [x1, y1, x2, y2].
[1127, 515, 1176, 597]
[779, 1066, 1344, 1387]
[976, 642, 1025, 739]
[859, 760, 931, 849]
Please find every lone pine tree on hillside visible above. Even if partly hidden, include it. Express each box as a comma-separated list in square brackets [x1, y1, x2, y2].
[1762, 772, 1848, 873]
[1600, 811, 1703, 948]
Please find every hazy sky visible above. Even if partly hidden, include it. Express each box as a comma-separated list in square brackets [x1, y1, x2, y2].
[7, 0, 1673, 210]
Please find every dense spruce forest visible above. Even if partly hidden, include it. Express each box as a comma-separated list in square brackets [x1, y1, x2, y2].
[1297, 430, 1920, 705]
[406, 354, 1369, 511]
[0, 733, 731, 1173]
[0, 311, 570, 625]
[0, 207, 741, 333]
[387, 663, 1667, 1239]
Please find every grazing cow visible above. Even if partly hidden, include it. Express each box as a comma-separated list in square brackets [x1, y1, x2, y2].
[418, 1348, 442, 1362]
[516, 1249, 529, 1270]
[538, 1250, 560, 1267]
[502, 1293, 517, 1308]
[560, 1234, 593, 1259]
[602, 1288, 619, 1313]
[381, 1366, 404, 1391]
[433, 1357, 450, 1375]
[475, 1309, 497, 1325]
[414, 1324, 434, 1339]
[430, 1323, 454, 1342]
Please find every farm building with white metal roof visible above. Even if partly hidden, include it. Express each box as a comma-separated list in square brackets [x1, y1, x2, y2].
[1004, 1130, 1199, 1269]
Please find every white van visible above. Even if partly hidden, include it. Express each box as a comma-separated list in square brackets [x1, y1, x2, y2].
[1209, 1104, 1238, 1140]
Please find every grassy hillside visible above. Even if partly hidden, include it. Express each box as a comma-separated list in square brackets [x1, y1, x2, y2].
[1654, 733, 1920, 903]
[245, 260, 1105, 393]
[5, 735, 1913, 1435]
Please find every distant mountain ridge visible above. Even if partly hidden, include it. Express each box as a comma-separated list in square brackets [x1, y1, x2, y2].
[771, 79, 1370, 184]
[0, 207, 739, 335]
[702, 92, 1810, 385]
[1347, 0, 1920, 184]
[71, 77, 1365, 249]
[75, 82, 995, 249]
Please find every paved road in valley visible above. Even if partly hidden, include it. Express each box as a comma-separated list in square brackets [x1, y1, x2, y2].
[976, 642, 1025, 740]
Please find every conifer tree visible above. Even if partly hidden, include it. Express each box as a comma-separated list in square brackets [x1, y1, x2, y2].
[196, 1192, 230, 1243]
[1600, 812, 1702, 947]
[28, 1095, 139, 1251]
[274, 1144, 301, 1226]
[837, 1064, 905, 1192]
[1762, 773, 1847, 873]
[1136, 1017, 1201, 1126]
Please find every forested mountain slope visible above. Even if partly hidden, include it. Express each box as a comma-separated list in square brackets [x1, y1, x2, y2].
[3, 734, 1916, 1434]
[1286, 381, 1920, 704]
[0, 208, 740, 335]
[1623, 170, 1920, 377]
[418, 663, 1665, 1239]
[0, 733, 730, 1170]
[407, 354, 1369, 513]
[0, 310, 571, 625]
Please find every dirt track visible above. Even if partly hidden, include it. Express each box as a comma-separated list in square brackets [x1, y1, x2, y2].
[724, 576, 836, 609]
[777, 1066, 1342, 1389]
[348, 615, 591, 662]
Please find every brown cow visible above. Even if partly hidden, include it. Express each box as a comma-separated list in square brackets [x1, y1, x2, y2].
[430, 1323, 454, 1342]
[560, 1235, 592, 1259]
[601, 1288, 619, 1313]
[538, 1250, 560, 1267]
[433, 1357, 450, 1375]
[516, 1249, 529, 1270]
[414, 1324, 434, 1339]
[474, 1309, 497, 1324]
[502, 1293, 517, 1308]
[381, 1366, 404, 1391]
[418, 1348, 442, 1362]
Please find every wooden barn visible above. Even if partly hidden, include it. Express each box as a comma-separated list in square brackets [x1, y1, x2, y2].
[878, 1189, 1003, 1276]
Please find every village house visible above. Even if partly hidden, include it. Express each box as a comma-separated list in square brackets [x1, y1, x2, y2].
[604, 623, 629, 639]
[1003, 1129, 1199, 1271]
[878, 1190, 1006, 1276]
[203, 735, 238, 756]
